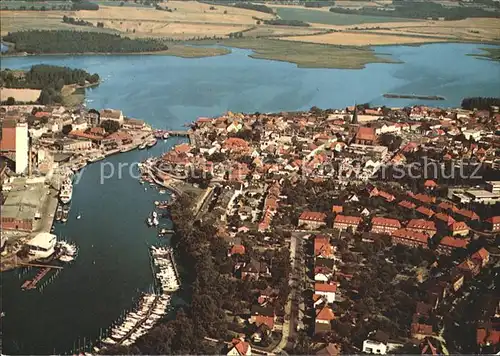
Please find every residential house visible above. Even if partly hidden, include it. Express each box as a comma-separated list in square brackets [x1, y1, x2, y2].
[315, 265, 334, 282]
[362, 331, 402, 355]
[406, 219, 437, 237]
[449, 221, 470, 236]
[316, 343, 340, 356]
[315, 305, 335, 335]
[399, 200, 417, 210]
[391, 228, 429, 248]
[298, 211, 327, 230]
[239, 260, 270, 280]
[122, 118, 146, 130]
[411, 323, 434, 340]
[455, 208, 480, 221]
[371, 217, 401, 235]
[471, 247, 489, 267]
[435, 236, 469, 255]
[457, 258, 480, 278]
[333, 214, 362, 232]
[314, 235, 334, 259]
[485, 216, 500, 232]
[315, 282, 337, 303]
[416, 206, 435, 219]
[477, 325, 500, 351]
[229, 244, 246, 256]
[99, 109, 124, 125]
[226, 338, 252, 356]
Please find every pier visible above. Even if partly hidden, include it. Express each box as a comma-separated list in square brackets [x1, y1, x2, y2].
[116, 295, 160, 346]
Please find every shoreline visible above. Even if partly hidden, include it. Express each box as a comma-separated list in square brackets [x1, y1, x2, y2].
[2, 40, 498, 70]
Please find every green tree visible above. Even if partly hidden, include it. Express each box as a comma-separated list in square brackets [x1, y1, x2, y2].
[5, 97, 15, 105]
[100, 120, 121, 133]
[62, 124, 73, 135]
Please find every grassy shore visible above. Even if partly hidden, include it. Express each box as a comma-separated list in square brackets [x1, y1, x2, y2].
[195, 38, 394, 69]
[470, 47, 500, 61]
[1, 44, 230, 59]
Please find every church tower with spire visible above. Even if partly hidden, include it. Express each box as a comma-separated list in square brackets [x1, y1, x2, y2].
[351, 103, 358, 124]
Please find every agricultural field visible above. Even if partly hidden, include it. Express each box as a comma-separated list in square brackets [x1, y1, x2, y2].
[274, 7, 414, 26]
[0, 88, 41, 102]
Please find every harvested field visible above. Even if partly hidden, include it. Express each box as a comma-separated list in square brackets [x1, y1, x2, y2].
[0, 88, 41, 103]
[243, 25, 327, 38]
[282, 31, 448, 45]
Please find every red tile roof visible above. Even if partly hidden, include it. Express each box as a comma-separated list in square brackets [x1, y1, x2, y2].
[231, 339, 250, 356]
[477, 327, 500, 346]
[417, 206, 435, 218]
[314, 236, 333, 257]
[399, 200, 417, 209]
[472, 247, 489, 262]
[255, 315, 274, 330]
[411, 323, 433, 336]
[424, 180, 437, 187]
[334, 214, 362, 225]
[434, 212, 455, 225]
[331, 205, 343, 213]
[450, 221, 469, 232]
[315, 282, 337, 293]
[356, 127, 377, 141]
[407, 219, 437, 232]
[371, 217, 401, 228]
[392, 228, 429, 244]
[316, 306, 335, 321]
[438, 202, 458, 212]
[456, 208, 480, 221]
[300, 211, 327, 222]
[438, 236, 469, 249]
[230, 244, 246, 256]
[486, 216, 500, 224]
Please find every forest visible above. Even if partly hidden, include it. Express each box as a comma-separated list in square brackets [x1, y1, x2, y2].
[263, 19, 310, 27]
[461, 97, 500, 111]
[0, 65, 100, 105]
[233, 2, 274, 14]
[329, 2, 500, 20]
[2, 30, 169, 54]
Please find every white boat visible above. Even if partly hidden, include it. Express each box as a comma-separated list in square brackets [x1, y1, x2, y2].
[59, 255, 74, 262]
[147, 218, 153, 227]
[153, 217, 159, 226]
[159, 190, 166, 194]
[138, 142, 147, 150]
[163, 132, 169, 139]
[76, 214, 81, 220]
[88, 154, 105, 163]
[152, 211, 158, 219]
[59, 178, 73, 204]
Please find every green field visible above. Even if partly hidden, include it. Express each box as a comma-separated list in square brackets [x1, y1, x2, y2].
[196, 38, 394, 69]
[0, 1, 70, 10]
[275, 8, 413, 26]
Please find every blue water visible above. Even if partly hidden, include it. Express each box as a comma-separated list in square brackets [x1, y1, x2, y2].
[1, 43, 499, 130]
[0, 42, 499, 355]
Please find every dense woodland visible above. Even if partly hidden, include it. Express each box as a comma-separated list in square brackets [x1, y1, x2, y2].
[461, 97, 500, 111]
[233, 2, 274, 14]
[263, 19, 311, 27]
[62, 15, 93, 27]
[2, 30, 169, 54]
[0, 65, 99, 105]
[329, 2, 500, 20]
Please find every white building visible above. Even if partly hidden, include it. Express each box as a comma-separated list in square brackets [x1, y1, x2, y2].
[27, 232, 57, 259]
[15, 123, 28, 174]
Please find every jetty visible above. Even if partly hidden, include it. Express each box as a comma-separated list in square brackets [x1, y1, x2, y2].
[115, 295, 160, 345]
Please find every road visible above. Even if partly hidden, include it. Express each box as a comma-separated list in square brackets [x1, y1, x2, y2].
[272, 233, 304, 354]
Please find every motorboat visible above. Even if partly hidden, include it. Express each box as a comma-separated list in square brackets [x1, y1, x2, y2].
[138, 142, 147, 150]
[55, 205, 63, 221]
[76, 214, 81, 220]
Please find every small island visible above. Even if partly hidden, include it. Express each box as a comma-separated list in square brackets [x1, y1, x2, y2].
[383, 93, 446, 101]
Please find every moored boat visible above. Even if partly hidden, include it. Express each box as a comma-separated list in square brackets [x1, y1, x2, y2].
[55, 205, 63, 221]
[138, 142, 147, 150]
[61, 205, 70, 223]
